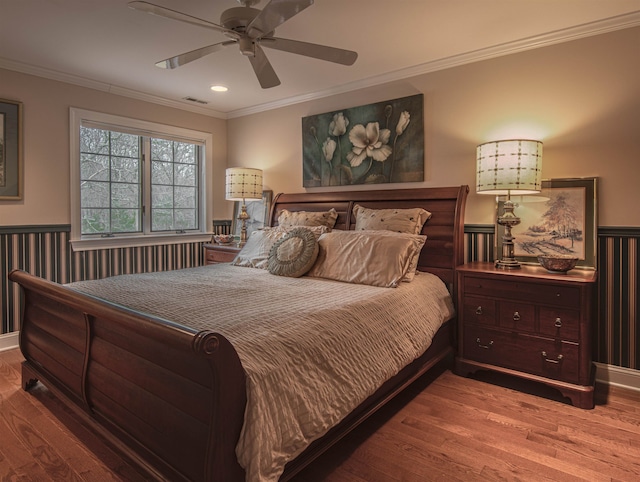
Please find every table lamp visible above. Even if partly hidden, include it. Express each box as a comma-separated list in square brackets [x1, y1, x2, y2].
[476, 139, 542, 269]
[225, 167, 263, 247]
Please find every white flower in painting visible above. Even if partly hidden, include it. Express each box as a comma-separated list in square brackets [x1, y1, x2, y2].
[396, 111, 410, 136]
[322, 138, 336, 162]
[346, 122, 392, 167]
[329, 113, 349, 137]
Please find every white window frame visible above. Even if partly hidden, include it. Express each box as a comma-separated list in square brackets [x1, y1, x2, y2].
[70, 108, 212, 251]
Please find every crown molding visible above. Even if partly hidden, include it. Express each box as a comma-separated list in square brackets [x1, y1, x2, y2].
[2, 11, 639, 120]
[0, 57, 228, 119]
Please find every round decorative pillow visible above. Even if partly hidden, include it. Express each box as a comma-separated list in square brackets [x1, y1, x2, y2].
[267, 228, 319, 277]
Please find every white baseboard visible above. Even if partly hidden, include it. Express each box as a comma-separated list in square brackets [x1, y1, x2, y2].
[595, 362, 640, 392]
[0, 332, 19, 352]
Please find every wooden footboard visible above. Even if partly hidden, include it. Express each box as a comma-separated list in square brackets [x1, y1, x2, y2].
[9, 269, 247, 482]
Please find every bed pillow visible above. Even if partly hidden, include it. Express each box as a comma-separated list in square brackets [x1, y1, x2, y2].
[231, 228, 288, 269]
[306, 230, 426, 288]
[353, 204, 431, 234]
[277, 208, 338, 229]
[268, 228, 319, 278]
[357, 228, 425, 282]
[232, 226, 328, 269]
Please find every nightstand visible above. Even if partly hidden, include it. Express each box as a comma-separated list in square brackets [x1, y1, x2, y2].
[203, 243, 241, 265]
[454, 261, 597, 409]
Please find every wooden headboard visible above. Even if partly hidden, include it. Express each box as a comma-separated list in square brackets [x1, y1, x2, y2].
[269, 186, 469, 288]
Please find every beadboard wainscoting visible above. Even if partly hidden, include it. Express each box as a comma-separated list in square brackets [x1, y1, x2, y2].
[1, 225, 205, 335]
[2, 224, 639, 376]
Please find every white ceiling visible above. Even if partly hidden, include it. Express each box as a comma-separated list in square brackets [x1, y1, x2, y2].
[2, 0, 640, 118]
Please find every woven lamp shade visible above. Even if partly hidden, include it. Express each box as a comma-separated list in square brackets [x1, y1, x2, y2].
[225, 168, 263, 201]
[476, 140, 542, 195]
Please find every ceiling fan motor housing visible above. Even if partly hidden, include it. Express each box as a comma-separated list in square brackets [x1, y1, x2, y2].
[220, 7, 261, 34]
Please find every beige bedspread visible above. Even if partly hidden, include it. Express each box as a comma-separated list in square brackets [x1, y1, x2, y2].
[69, 264, 454, 481]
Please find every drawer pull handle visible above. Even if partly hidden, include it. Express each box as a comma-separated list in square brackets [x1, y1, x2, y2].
[555, 318, 562, 328]
[513, 311, 521, 321]
[476, 338, 494, 349]
[541, 351, 564, 364]
[476, 306, 483, 315]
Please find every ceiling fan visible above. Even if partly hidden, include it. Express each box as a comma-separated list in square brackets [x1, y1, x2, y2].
[128, 0, 358, 89]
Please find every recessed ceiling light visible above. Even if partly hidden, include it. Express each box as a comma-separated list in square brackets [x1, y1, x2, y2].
[210, 85, 228, 92]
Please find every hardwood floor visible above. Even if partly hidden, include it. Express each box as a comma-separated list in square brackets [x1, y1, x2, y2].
[1, 347, 639, 481]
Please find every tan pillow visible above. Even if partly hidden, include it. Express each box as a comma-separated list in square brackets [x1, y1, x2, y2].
[353, 204, 431, 234]
[306, 230, 426, 288]
[277, 208, 338, 229]
[268, 228, 319, 278]
[360, 229, 424, 282]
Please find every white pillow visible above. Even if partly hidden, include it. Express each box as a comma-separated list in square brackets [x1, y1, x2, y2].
[231, 228, 288, 269]
[232, 226, 328, 269]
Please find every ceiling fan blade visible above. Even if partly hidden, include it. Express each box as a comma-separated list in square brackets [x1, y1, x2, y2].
[128, 1, 233, 36]
[247, 45, 281, 89]
[155, 41, 236, 69]
[261, 37, 357, 65]
[246, 0, 314, 38]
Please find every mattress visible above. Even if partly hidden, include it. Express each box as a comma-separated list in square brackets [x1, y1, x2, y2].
[69, 264, 455, 481]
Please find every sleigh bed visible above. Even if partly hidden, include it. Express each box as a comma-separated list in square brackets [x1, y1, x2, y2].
[10, 185, 468, 481]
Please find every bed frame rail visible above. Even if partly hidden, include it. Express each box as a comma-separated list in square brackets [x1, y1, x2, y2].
[10, 269, 246, 482]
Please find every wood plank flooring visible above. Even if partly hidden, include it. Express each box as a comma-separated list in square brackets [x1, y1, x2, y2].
[1, 347, 639, 481]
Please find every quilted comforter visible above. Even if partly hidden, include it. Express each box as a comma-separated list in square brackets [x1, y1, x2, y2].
[69, 264, 454, 481]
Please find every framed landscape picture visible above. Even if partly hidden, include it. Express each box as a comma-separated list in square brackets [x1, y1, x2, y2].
[232, 190, 273, 239]
[496, 177, 597, 269]
[0, 98, 23, 200]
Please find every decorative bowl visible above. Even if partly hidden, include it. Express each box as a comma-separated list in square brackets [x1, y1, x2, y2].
[213, 234, 235, 245]
[537, 255, 579, 273]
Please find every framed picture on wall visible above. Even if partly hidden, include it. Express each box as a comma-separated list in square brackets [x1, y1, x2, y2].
[232, 190, 273, 239]
[0, 98, 23, 200]
[496, 177, 597, 269]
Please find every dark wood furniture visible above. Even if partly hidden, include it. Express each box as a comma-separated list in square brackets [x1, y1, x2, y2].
[454, 261, 597, 409]
[9, 186, 468, 482]
[203, 243, 240, 264]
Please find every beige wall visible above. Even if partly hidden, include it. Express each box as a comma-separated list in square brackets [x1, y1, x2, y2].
[228, 26, 640, 226]
[1, 26, 638, 228]
[0, 69, 229, 226]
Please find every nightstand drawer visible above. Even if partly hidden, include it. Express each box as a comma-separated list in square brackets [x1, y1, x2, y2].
[206, 249, 237, 263]
[463, 325, 580, 383]
[203, 244, 240, 265]
[538, 307, 580, 341]
[462, 296, 497, 326]
[498, 301, 535, 332]
[462, 276, 581, 308]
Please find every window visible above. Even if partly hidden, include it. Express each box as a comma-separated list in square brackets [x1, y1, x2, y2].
[71, 109, 212, 250]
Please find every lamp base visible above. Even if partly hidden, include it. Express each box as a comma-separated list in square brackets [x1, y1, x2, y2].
[495, 257, 521, 270]
[236, 201, 250, 247]
[496, 198, 521, 270]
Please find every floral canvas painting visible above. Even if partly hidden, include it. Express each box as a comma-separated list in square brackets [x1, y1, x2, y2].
[302, 94, 424, 187]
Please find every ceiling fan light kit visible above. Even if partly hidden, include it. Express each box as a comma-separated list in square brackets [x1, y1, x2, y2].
[129, 0, 358, 89]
